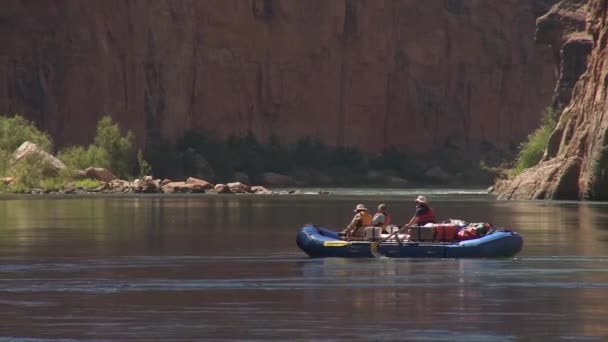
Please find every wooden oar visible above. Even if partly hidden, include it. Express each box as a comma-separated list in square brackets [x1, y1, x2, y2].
[370, 225, 410, 258]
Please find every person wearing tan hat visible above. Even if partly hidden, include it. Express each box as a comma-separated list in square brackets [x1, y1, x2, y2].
[343, 203, 373, 237]
[405, 196, 436, 227]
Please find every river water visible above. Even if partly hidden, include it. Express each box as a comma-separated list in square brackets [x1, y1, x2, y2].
[1, 189, 608, 341]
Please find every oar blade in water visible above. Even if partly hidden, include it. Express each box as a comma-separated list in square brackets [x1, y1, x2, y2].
[323, 240, 350, 247]
[370, 241, 383, 258]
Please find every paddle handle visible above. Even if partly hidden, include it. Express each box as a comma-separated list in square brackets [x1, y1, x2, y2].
[377, 225, 410, 244]
[370, 225, 410, 257]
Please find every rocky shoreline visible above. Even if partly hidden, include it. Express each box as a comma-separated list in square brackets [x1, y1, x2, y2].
[0, 141, 493, 195]
[1, 142, 335, 195]
[0, 170, 330, 196]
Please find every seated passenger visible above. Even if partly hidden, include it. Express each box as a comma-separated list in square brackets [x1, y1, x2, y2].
[405, 195, 436, 227]
[372, 203, 391, 232]
[343, 204, 372, 237]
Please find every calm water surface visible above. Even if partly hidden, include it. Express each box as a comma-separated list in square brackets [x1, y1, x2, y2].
[1, 189, 608, 341]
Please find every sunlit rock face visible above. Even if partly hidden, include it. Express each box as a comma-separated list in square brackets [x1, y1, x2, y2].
[0, 0, 555, 154]
[498, 0, 608, 200]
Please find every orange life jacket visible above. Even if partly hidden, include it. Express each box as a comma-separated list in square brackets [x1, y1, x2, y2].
[360, 211, 373, 226]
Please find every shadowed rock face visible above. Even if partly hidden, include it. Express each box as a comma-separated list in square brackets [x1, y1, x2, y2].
[0, 0, 555, 153]
[497, 0, 608, 200]
[536, 0, 593, 109]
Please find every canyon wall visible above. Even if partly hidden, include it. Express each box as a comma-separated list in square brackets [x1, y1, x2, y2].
[0, 0, 556, 153]
[497, 0, 608, 200]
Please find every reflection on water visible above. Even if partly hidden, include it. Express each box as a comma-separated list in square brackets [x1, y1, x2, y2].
[1, 194, 608, 341]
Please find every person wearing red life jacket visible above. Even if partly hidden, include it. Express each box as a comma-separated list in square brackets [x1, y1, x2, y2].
[405, 196, 436, 226]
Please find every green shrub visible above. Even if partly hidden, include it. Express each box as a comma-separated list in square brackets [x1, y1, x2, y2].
[9, 182, 29, 193]
[0, 114, 139, 188]
[93, 116, 135, 178]
[0, 115, 52, 152]
[58, 145, 109, 171]
[40, 177, 65, 191]
[73, 179, 103, 190]
[137, 149, 152, 178]
[0, 115, 53, 176]
[57, 116, 135, 179]
[0, 149, 10, 177]
[511, 107, 557, 176]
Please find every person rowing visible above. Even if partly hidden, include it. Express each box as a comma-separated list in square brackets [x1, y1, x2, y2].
[370, 195, 437, 255]
[404, 195, 436, 227]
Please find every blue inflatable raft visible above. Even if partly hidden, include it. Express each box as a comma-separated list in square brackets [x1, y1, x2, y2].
[296, 224, 523, 258]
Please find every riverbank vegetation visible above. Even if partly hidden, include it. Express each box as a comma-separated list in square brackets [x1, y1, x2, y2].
[145, 130, 504, 186]
[0, 115, 52, 175]
[58, 116, 136, 179]
[511, 107, 557, 176]
[0, 113, 506, 193]
[0, 115, 139, 193]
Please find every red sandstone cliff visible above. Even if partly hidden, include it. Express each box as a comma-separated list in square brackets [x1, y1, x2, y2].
[0, 0, 555, 153]
[497, 0, 608, 200]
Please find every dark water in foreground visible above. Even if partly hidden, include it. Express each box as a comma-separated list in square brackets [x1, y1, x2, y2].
[1, 190, 608, 341]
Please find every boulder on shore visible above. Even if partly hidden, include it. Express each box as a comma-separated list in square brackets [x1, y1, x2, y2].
[495, 156, 581, 200]
[227, 182, 250, 193]
[162, 181, 207, 193]
[250, 185, 272, 194]
[131, 176, 160, 193]
[0, 177, 15, 185]
[10, 141, 66, 173]
[185, 177, 214, 190]
[77, 167, 118, 182]
[107, 179, 131, 193]
[208, 183, 233, 194]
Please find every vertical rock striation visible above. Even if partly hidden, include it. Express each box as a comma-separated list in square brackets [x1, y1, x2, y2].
[0, 0, 555, 154]
[536, 0, 593, 110]
[497, 0, 608, 200]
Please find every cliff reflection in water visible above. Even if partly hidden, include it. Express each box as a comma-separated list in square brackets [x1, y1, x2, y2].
[1, 194, 608, 340]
